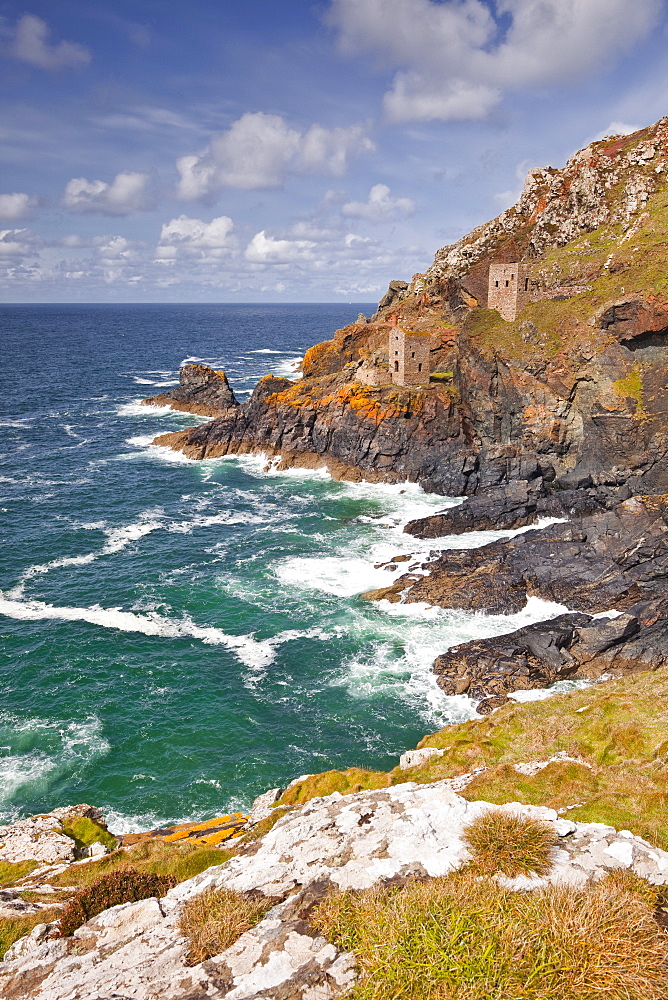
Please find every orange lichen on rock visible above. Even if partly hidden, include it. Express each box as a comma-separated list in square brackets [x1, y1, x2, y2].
[121, 813, 247, 849]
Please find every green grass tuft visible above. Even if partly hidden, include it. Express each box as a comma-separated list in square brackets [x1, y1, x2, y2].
[463, 810, 557, 878]
[313, 869, 668, 1000]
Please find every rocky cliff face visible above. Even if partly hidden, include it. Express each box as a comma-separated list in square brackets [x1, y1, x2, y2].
[149, 117, 668, 499]
[144, 115, 668, 709]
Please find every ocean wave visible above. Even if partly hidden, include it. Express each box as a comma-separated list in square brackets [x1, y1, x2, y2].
[0, 714, 110, 822]
[0, 594, 326, 669]
[7, 512, 165, 598]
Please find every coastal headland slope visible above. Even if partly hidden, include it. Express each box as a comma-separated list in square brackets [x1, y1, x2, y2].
[149, 117, 668, 711]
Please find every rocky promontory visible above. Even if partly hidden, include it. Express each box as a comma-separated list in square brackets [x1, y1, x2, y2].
[141, 116, 668, 714]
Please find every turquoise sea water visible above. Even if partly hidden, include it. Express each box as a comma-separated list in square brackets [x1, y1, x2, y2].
[0, 304, 568, 832]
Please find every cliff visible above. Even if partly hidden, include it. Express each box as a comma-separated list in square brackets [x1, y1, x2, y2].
[150, 116, 668, 498]
[2, 669, 668, 998]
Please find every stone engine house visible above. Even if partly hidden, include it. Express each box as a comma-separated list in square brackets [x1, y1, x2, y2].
[389, 318, 431, 386]
[488, 263, 531, 321]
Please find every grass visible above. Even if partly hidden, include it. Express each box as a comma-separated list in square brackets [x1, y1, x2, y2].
[60, 815, 118, 852]
[312, 869, 668, 1000]
[276, 768, 388, 807]
[0, 908, 61, 960]
[179, 886, 273, 965]
[50, 838, 235, 890]
[0, 860, 37, 889]
[463, 811, 557, 878]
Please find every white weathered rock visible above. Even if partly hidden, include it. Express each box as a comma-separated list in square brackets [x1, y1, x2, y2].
[0, 805, 104, 865]
[248, 787, 282, 825]
[398, 747, 445, 769]
[2, 780, 668, 999]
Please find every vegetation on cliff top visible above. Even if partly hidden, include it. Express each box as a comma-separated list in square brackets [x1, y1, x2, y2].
[313, 868, 668, 1000]
[274, 668, 668, 850]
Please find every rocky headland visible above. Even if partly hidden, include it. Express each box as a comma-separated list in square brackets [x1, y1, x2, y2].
[147, 116, 668, 710]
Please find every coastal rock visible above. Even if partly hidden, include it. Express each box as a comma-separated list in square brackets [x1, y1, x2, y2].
[148, 118, 668, 501]
[248, 788, 283, 826]
[143, 364, 238, 418]
[367, 495, 668, 615]
[434, 597, 668, 711]
[404, 481, 631, 537]
[0, 805, 105, 865]
[3, 781, 668, 998]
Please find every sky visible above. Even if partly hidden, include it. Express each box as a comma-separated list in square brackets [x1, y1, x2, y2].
[1, 0, 667, 303]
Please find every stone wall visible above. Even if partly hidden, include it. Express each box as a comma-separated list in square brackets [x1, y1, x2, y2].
[357, 365, 390, 387]
[488, 263, 531, 321]
[390, 328, 431, 386]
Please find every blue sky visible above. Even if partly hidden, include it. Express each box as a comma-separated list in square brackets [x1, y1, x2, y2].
[1, 0, 667, 302]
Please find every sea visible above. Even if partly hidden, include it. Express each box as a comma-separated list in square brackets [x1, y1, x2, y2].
[0, 304, 573, 833]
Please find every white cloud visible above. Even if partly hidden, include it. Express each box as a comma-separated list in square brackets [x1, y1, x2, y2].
[63, 172, 151, 215]
[156, 215, 236, 262]
[176, 112, 374, 199]
[0, 192, 38, 222]
[592, 121, 642, 141]
[0, 228, 42, 259]
[327, 0, 662, 122]
[245, 230, 317, 264]
[11, 14, 90, 70]
[342, 183, 415, 222]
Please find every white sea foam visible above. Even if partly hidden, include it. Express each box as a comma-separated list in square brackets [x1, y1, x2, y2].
[125, 434, 160, 447]
[0, 715, 110, 821]
[508, 677, 594, 702]
[0, 595, 325, 669]
[132, 377, 178, 386]
[116, 401, 174, 417]
[334, 596, 570, 728]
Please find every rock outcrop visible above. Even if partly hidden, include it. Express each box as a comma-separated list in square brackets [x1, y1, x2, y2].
[148, 117, 668, 500]
[0, 806, 108, 866]
[144, 364, 238, 419]
[3, 780, 668, 999]
[366, 495, 668, 614]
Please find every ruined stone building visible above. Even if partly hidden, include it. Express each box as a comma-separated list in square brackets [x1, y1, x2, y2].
[488, 263, 531, 321]
[389, 317, 432, 386]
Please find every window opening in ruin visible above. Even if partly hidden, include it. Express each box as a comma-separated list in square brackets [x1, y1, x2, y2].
[418, 363, 422, 372]
[411, 351, 415, 358]
[495, 280, 499, 287]
[505, 280, 509, 287]
[524, 278, 529, 290]
[394, 360, 399, 372]
[395, 350, 398, 356]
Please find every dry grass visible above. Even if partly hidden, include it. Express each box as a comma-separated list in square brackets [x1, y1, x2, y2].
[50, 838, 234, 890]
[313, 870, 668, 1000]
[0, 908, 61, 960]
[179, 886, 273, 965]
[463, 810, 557, 878]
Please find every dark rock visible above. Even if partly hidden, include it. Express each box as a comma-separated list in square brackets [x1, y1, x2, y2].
[433, 597, 668, 709]
[143, 364, 238, 418]
[404, 482, 632, 537]
[371, 496, 668, 614]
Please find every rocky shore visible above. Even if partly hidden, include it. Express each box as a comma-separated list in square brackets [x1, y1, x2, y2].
[145, 118, 668, 713]
[28, 117, 665, 996]
[2, 663, 668, 998]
